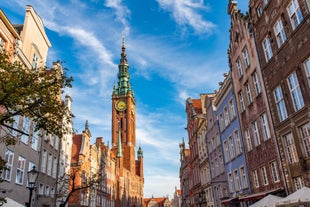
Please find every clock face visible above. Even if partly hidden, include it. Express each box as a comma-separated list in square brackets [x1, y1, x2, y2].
[115, 100, 127, 111]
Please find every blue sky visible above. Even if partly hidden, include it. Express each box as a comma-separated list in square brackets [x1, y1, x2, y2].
[2, 0, 247, 199]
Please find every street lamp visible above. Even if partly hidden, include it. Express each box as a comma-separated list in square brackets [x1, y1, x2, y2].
[27, 166, 39, 207]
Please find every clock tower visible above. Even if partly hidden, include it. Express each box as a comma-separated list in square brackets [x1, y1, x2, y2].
[112, 36, 137, 174]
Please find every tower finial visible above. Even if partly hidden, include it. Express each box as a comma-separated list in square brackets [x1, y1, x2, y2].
[120, 34, 127, 65]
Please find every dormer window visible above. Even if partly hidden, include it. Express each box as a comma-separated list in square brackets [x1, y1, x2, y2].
[32, 54, 38, 69]
[0, 37, 5, 51]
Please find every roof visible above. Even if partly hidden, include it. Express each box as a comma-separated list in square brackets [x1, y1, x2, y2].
[144, 197, 170, 206]
[192, 99, 202, 114]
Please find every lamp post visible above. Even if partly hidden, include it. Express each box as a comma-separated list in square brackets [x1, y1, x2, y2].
[27, 166, 39, 207]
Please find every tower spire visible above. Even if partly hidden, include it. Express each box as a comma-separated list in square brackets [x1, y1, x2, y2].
[120, 33, 127, 65]
[115, 35, 132, 96]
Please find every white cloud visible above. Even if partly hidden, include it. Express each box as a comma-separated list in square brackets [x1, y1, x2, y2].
[156, 0, 215, 34]
[104, 0, 131, 34]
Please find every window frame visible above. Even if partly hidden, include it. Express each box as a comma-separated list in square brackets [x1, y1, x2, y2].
[245, 82, 253, 104]
[274, 86, 288, 121]
[299, 123, 310, 157]
[238, 91, 245, 112]
[253, 170, 259, 188]
[274, 18, 287, 47]
[270, 161, 280, 183]
[261, 112, 271, 141]
[287, 72, 304, 111]
[16, 156, 26, 185]
[287, 0, 303, 30]
[252, 121, 261, 146]
[242, 47, 251, 68]
[253, 71, 261, 96]
[262, 36, 273, 62]
[260, 166, 269, 186]
[284, 132, 299, 164]
[236, 58, 243, 78]
[245, 128, 252, 152]
[2, 149, 14, 181]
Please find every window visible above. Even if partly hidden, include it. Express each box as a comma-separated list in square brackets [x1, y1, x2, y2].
[305, 57, 310, 86]
[228, 172, 234, 193]
[270, 161, 280, 183]
[253, 170, 259, 188]
[234, 130, 242, 155]
[229, 99, 236, 119]
[284, 133, 298, 163]
[47, 153, 52, 176]
[9, 115, 19, 137]
[261, 113, 271, 141]
[287, 72, 304, 111]
[274, 86, 288, 121]
[274, 18, 286, 47]
[293, 176, 304, 190]
[224, 140, 230, 163]
[219, 113, 224, 131]
[52, 157, 57, 178]
[253, 71, 261, 95]
[242, 48, 250, 68]
[263, 37, 273, 62]
[55, 136, 60, 150]
[245, 82, 253, 104]
[0, 36, 5, 51]
[50, 135, 55, 147]
[238, 91, 245, 112]
[257, 4, 263, 17]
[32, 54, 38, 69]
[260, 166, 269, 185]
[252, 121, 261, 146]
[2, 150, 14, 181]
[287, 0, 303, 30]
[236, 58, 243, 78]
[21, 116, 31, 144]
[39, 183, 44, 195]
[228, 136, 236, 159]
[234, 170, 241, 191]
[31, 129, 39, 151]
[240, 166, 248, 189]
[224, 107, 230, 126]
[16, 156, 26, 184]
[299, 123, 310, 157]
[45, 185, 50, 196]
[245, 128, 252, 152]
[41, 149, 47, 173]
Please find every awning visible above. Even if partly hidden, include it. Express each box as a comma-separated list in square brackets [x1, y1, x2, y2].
[2, 197, 24, 207]
[222, 196, 239, 204]
[239, 188, 283, 202]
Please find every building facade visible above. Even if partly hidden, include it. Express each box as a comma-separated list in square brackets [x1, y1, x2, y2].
[111, 38, 144, 207]
[0, 6, 59, 207]
[228, 1, 286, 203]
[185, 97, 203, 207]
[205, 94, 229, 207]
[179, 138, 190, 207]
[214, 72, 251, 207]
[249, 0, 310, 194]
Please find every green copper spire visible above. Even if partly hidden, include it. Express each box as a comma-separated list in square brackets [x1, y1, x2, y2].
[117, 122, 123, 158]
[116, 35, 132, 96]
[138, 146, 143, 158]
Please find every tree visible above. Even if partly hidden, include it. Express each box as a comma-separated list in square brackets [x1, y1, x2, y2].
[0, 52, 73, 138]
[56, 168, 99, 207]
[0, 51, 73, 204]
